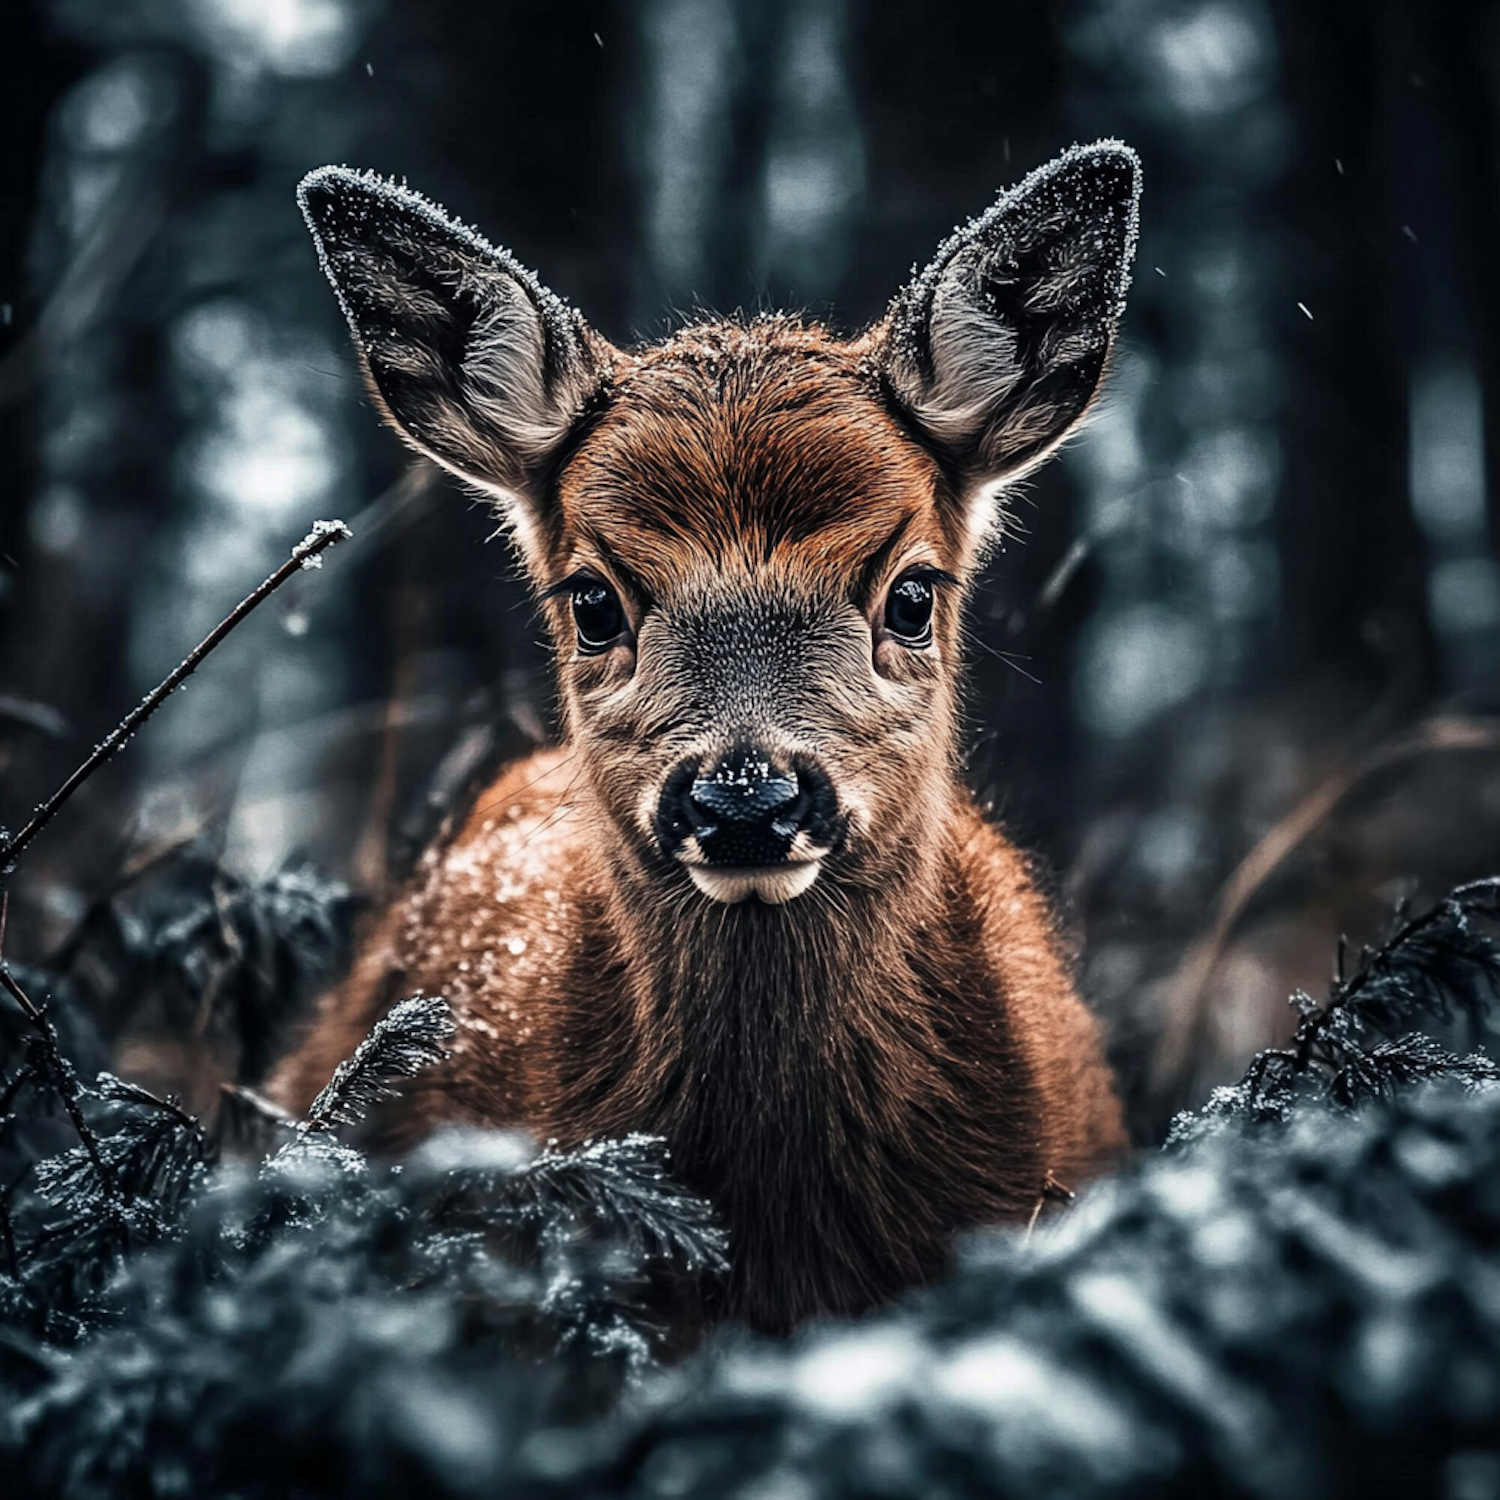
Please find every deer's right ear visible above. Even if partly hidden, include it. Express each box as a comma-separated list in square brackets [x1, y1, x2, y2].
[299, 166, 612, 554]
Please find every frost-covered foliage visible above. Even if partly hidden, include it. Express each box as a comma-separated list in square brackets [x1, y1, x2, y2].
[302, 994, 457, 1131]
[47, 842, 355, 1085]
[1172, 877, 1500, 1143]
[0, 992, 727, 1496]
[3, 871, 1500, 1497]
[8, 1117, 729, 1498]
[586, 1082, 1500, 1500]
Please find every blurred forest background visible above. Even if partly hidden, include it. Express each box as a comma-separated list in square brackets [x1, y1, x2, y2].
[1, 0, 1499, 1140]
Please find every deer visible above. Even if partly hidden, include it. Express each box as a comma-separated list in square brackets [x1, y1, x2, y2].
[271, 141, 1141, 1335]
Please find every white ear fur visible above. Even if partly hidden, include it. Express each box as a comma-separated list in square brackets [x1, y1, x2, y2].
[883, 140, 1141, 541]
[298, 166, 613, 551]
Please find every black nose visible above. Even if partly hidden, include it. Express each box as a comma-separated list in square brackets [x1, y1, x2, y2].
[691, 760, 800, 824]
[687, 749, 805, 866]
[656, 745, 835, 867]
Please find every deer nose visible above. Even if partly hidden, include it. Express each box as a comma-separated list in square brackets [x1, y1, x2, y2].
[688, 751, 806, 866]
[690, 764, 801, 826]
[658, 746, 813, 867]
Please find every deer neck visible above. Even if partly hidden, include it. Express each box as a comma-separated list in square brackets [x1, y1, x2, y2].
[594, 782, 969, 1151]
[584, 783, 1041, 1328]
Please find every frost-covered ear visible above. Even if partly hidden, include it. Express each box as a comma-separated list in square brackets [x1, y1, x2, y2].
[881, 141, 1140, 524]
[299, 166, 612, 549]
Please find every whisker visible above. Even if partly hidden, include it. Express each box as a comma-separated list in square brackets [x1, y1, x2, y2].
[468, 749, 582, 823]
[973, 640, 1044, 686]
[510, 757, 591, 853]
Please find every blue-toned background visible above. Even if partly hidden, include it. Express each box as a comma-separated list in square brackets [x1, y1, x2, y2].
[2, 0, 1497, 1133]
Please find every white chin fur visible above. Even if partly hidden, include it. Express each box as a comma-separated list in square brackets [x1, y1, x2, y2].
[687, 863, 822, 905]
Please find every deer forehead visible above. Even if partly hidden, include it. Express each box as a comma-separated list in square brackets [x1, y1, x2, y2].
[550, 323, 962, 589]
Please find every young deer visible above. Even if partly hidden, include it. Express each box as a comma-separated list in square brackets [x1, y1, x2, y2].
[274, 142, 1141, 1333]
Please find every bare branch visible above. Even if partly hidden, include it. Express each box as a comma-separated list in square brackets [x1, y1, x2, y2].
[0, 521, 351, 877]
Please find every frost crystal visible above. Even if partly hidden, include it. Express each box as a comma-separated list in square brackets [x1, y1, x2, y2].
[295, 518, 352, 568]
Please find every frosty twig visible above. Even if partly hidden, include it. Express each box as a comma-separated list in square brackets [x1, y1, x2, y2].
[0, 520, 351, 877]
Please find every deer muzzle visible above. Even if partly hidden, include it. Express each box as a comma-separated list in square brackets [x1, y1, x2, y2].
[653, 743, 844, 904]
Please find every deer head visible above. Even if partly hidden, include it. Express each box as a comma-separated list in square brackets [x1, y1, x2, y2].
[300, 143, 1140, 908]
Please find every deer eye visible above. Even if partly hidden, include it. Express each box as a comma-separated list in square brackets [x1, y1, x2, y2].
[884, 576, 935, 643]
[572, 581, 626, 651]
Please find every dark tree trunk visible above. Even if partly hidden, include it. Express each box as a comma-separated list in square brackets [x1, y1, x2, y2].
[1268, 0, 1435, 707]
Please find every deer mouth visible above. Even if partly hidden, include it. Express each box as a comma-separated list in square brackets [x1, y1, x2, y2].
[685, 859, 824, 905]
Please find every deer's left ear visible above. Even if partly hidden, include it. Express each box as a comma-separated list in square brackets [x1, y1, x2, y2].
[879, 141, 1141, 533]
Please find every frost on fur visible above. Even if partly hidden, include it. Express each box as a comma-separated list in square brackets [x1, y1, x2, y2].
[298, 166, 610, 538]
[881, 140, 1142, 528]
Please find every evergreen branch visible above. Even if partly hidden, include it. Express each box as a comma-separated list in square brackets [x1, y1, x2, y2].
[1173, 878, 1500, 1141]
[511, 1135, 729, 1273]
[303, 996, 455, 1133]
[94, 1073, 198, 1132]
[1292, 878, 1500, 1071]
[0, 966, 112, 1201]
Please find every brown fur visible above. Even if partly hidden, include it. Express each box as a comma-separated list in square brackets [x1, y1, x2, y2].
[279, 147, 1141, 1333]
[273, 318, 1126, 1333]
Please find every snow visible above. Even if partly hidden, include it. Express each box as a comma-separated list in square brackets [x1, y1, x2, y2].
[295, 517, 352, 567]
